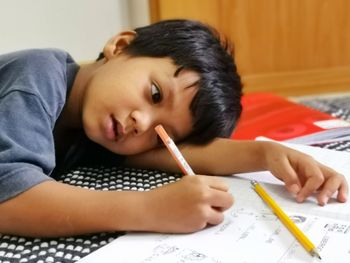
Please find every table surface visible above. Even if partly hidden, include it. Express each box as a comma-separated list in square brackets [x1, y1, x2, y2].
[1, 95, 350, 263]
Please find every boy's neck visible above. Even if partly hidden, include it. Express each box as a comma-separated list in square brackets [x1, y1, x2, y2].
[60, 59, 104, 129]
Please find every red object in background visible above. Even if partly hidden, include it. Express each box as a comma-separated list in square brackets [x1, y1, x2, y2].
[231, 93, 344, 141]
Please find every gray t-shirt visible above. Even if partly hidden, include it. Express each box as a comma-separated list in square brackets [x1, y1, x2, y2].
[0, 49, 79, 202]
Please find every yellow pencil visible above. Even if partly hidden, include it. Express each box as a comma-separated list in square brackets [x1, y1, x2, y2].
[251, 180, 322, 260]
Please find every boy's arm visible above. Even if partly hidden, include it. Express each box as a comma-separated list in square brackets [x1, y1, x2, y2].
[126, 139, 273, 174]
[0, 176, 233, 237]
[0, 181, 149, 237]
[126, 138, 348, 206]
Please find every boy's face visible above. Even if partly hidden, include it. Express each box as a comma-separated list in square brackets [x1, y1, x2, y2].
[82, 54, 199, 155]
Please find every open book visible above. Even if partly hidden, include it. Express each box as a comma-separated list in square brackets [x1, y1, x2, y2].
[285, 126, 350, 145]
[78, 143, 350, 263]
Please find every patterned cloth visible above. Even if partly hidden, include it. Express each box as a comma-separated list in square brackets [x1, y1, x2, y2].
[1, 95, 350, 263]
[0, 167, 182, 263]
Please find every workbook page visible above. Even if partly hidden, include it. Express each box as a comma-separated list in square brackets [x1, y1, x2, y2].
[78, 176, 350, 263]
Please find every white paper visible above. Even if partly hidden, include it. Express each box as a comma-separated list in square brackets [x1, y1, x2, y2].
[78, 144, 350, 263]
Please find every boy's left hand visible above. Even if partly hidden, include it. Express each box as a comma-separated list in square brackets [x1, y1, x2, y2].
[264, 142, 348, 206]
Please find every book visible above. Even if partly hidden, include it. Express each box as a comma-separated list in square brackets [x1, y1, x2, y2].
[78, 143, 350, 263]
[285, 126, 350, 145]
[231, 93, 350, 144]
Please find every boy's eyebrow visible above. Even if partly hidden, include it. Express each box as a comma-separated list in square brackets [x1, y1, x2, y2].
[173, 66, 184, 77]
[168, 67, 198, 142]
[173, 67, 199, 89]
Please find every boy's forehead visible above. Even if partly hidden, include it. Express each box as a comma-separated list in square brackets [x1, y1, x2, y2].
[150, 57, 200, 81]
[128, 56, 200, 91]
[154, 58, 200, 90]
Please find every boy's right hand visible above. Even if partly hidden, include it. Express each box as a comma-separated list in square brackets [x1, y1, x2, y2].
[143, 175, 234, 233]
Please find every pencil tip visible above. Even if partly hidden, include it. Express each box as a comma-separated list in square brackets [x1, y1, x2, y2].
[311, 249, 322, 260]
[250, 180, 257, 186]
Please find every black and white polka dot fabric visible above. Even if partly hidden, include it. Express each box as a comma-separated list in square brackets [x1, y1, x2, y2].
[0, 167, 182, 263]
[1, 95, 350, 263]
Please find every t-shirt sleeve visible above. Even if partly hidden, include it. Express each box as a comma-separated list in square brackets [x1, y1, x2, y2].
[0, 91, 55, 203]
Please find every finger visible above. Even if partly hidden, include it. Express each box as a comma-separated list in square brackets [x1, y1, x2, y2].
[296, 169, 324, 203]
[210, 181, 230, 192]
[209, 189, 234, 211]
[206, 208, 225, 226]
[198, 176, 230, 192]
[317, 174, 345, 206]
[321, 164, 349, 203]
[337, 177, 348, 203]
[273, 157, 302, 195]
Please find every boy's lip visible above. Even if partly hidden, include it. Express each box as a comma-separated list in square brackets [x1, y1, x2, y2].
[105, 114, 123, 141]
[114, 116, 125, 137]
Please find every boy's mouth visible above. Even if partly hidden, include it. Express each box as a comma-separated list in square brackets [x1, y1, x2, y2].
[112, 116, 119, 139]
[111, 115, 126, 141]
[105, 114, 120, 141]
[105, 114, 126, 141]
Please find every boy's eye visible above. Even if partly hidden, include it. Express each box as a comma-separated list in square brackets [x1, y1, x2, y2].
[151, 83, 162, 104]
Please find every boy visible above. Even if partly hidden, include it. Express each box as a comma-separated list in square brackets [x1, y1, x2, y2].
[0, 19, 347, 237]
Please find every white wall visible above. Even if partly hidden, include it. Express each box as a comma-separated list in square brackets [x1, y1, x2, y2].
[0, 0, 146, 61]
[128, 0, 150, 28]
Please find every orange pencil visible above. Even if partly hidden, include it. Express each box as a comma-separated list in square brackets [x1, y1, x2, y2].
[155, 124, 195, 175]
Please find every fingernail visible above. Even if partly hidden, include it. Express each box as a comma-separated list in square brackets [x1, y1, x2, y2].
[319, 199, 326, 206]
[296, 195, 304, 203]
[323, 196, 329, 205]
[343, 193, 348, 200]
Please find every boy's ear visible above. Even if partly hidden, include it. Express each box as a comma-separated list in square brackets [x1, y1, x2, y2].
[103, 31, 136, 59]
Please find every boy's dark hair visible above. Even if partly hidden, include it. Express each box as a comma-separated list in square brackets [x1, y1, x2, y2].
[98, 19, 242, 144]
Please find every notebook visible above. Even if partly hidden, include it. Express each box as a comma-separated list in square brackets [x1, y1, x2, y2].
[232, 93, 350, 144]
[78, 143, 350, 263]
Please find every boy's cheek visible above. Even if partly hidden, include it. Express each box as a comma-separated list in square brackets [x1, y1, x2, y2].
[110, 137, 157, 155]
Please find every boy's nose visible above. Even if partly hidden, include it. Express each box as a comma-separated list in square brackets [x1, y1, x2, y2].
[129, 110, 154, 136]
